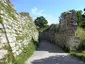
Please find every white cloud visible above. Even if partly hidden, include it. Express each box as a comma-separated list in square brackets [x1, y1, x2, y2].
[31, 7, 44, 16]
[31, 7, 59, 25]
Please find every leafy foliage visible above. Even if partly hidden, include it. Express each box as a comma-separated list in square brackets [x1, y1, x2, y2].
[72, 9, 85, 62]
[34, 16, 48, 28]
[77, 9, 85, 28]
[77, 10, 82, 26]
[76, 28, 85, 51]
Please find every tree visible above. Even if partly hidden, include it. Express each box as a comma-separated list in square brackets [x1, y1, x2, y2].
[84, 8, 85, 15]
[34, 16, 48, 28]
[77, 10, 85, 28]
[77, 10, 82, 26]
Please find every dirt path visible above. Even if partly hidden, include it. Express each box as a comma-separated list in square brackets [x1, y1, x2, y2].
[25, 40, 84, 64]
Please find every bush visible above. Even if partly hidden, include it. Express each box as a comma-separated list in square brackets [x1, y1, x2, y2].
[76, 27, 85, 51]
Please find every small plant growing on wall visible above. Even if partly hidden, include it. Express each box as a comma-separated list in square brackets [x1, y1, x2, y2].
[0, 15, 3, 23]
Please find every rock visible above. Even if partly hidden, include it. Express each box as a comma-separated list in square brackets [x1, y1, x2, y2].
[0, 50, 7, 60]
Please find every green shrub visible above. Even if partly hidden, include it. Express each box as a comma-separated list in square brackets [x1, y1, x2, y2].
[76, 27, 85, 40]
[72, 27, 85, 62]
[76, 27, 85, 51]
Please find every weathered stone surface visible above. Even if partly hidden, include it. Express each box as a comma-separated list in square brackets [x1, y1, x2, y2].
[40, 10, 80, 51]
[0, 0, 38, 61]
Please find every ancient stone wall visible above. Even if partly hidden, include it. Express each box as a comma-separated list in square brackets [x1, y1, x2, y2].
[40, 10, 80, 51]
[0, 0, 39, 63]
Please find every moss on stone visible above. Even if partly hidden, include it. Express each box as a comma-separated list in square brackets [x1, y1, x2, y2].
[16, 36, 24, 41]
[0, 15, 3, 23]
[0, 1, 4, 10]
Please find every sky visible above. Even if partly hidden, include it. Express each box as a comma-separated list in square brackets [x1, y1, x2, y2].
[10, 0, 85, 25]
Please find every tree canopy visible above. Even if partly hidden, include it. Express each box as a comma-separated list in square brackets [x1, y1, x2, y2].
[77, 9, 85, 28]
[34, 16, 48, 28]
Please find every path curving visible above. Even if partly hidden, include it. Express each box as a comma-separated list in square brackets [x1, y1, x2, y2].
[25, 40, 84, 64]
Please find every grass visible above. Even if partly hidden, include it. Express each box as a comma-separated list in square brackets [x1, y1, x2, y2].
[15, 41, 36, 64]
[14, 39, 39, 64]
[3, 39, 39, 64]
[70, 52, 85, 62]
[3, 44, 15, 64]
[0, 0, 39, 64]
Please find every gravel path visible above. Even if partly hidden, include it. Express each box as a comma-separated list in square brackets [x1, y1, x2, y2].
[25, 40, 84, 64]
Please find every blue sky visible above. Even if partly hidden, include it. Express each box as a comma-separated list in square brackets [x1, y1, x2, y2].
[10, 0, 85, 25]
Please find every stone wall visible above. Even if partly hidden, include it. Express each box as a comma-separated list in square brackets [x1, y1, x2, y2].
[0, 0, 39, 63]
[40, 10, 80, 51]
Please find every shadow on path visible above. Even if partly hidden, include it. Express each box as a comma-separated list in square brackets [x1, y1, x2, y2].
[37, 40, 64, 53]
[25, 40, 84, 64]
[31, 55, 84, 64]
